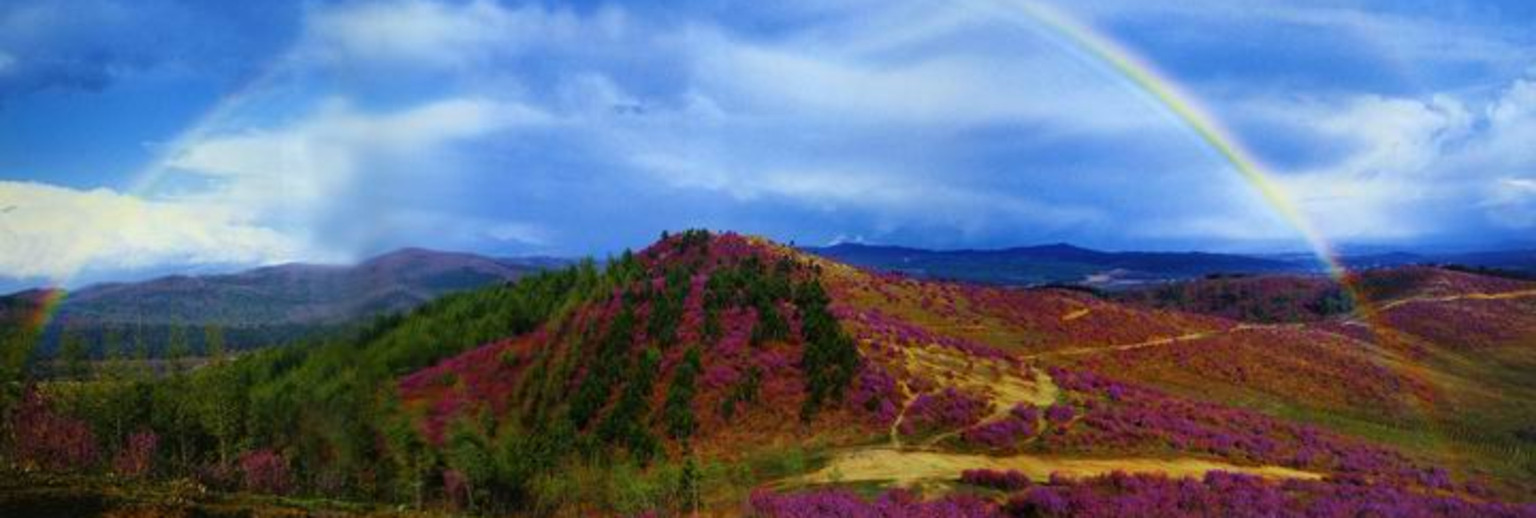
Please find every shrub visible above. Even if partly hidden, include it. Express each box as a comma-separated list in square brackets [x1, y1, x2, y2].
[112, 430, 159, 478]
[238, 449, 290, 494]
[960, 468, 1030, 490]
[10, 387, 97, 471]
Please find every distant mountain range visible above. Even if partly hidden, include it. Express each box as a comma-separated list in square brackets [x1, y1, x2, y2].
[3, 248, 567, 353]
[804, 242, 1297, 287]
[8, 240, 1532, 355]
[806, 242, 1536, 288]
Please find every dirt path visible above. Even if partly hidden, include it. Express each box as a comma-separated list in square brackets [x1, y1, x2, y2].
[887, 344, 1058, 448]
[1020, 324, 1267, 361]
[1377, 289, 1536, 311]
[791, 447, 1321, 487]
[1061, 307, 1091, 321]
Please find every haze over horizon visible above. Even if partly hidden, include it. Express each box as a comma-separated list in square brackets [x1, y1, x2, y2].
[4, 0, 1536, 289]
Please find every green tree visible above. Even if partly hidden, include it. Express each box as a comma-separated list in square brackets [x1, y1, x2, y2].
[166, 324, 191, 373]
[795, 279, 860, 420]
[663, 347, 702, 442]
[131, 324, 151, 378]
[194, 361, 244, 465]
[445, 421, 493, 511]
[380, 394, 433, 508]
[203, 324, 226, 360]
[58, 327, 91, 380]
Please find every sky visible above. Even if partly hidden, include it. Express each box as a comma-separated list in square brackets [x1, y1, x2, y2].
[2, 0, 1535, 289]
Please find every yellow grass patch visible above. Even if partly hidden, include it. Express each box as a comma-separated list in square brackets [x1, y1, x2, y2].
[794, 447, 1323, 487]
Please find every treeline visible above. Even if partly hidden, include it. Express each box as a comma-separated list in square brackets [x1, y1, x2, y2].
[1115, 276, 1355, 324]
[35, 322, 339, 360]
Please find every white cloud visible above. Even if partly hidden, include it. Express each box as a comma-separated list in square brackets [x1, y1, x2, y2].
[302, 0, 628, 69]
[0, 181, 303, 280]
[684, 18, 1166, 134]
[485, 221, 549, 246]
[1232, 70, 1536, 241]
[166, 97, 550, 230]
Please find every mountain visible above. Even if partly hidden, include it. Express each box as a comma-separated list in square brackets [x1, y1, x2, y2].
[805, 242, 1299, 288]
[19, 248, 566, 353]
[7, 231, 1535, 516]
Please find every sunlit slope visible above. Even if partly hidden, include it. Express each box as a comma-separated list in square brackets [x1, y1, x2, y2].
[1076, 266, 1536, 496]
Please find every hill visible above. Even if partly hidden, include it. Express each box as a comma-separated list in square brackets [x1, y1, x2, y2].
[4, 231, 1535, 516]
[385, 232, 1536, 513]
[805, 242, 1298, 288]
[15, 248, 565, 354]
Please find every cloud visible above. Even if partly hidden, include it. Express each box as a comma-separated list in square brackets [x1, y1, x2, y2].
[1224, 69, 1536, 243]
[24, 0, 1531, 282]
[1484, 177, 1536, 228]
[163, 96, 553, 254]
[134, 0, 1151, 256]
[681, 10, 1170, 134]
[0, 181, 303, 281]
[301, 0, 629, 71]
[0, 0, 288, 100]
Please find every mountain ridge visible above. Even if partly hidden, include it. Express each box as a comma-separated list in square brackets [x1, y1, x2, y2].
[6, 247, 568, 354]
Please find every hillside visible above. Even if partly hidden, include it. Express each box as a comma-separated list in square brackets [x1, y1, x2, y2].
[805, 242, 1298, 288]
[5, 231, 1535, 516]
[389, 232, 1536, 514]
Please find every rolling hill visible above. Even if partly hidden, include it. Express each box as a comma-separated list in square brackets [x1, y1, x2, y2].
[5, 231, 1535, 516]
[381, 231, 1536, 514]
[12, 248, 566, 354]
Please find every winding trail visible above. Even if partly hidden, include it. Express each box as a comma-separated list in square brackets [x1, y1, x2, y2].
[1019, 324, 1265, 361]
[1376, 289, 1536, 311]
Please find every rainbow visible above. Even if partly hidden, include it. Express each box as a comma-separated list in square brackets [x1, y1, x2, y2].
[983, 0, 1389, 339]
[13, 56, 294, 344]
[16, 288, 69, 345]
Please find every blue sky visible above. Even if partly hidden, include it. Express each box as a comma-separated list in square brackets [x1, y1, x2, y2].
[2, 0, 1535, 288]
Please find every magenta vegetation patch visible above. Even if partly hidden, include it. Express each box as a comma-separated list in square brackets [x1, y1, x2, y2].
[899, 387, 992, 437]
[750, 472, 1536, 518]
[1041, 368, 1462, 493]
